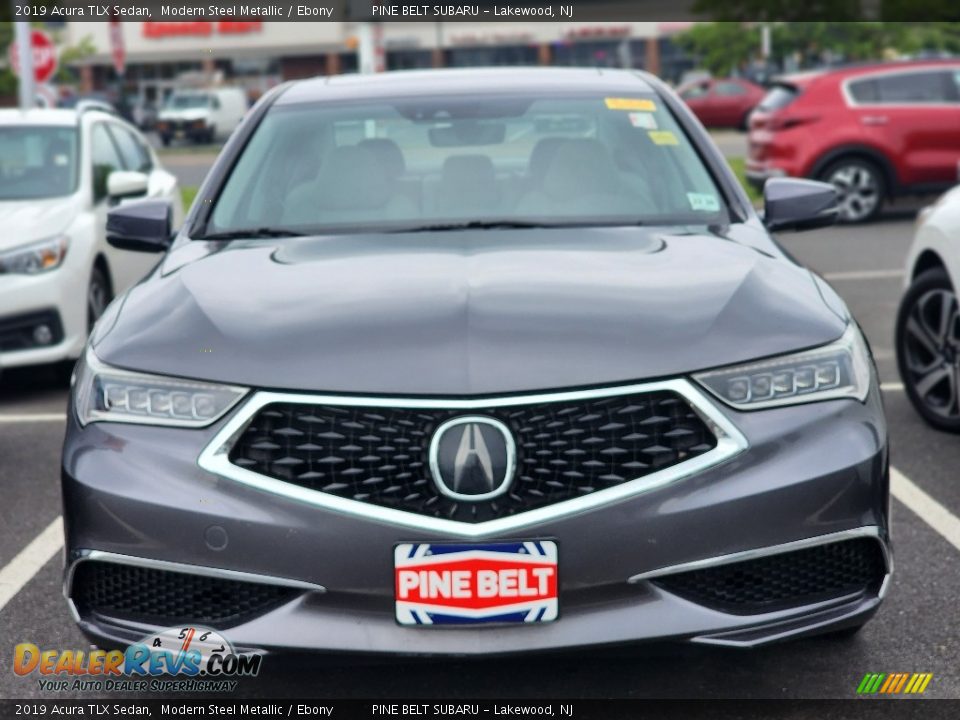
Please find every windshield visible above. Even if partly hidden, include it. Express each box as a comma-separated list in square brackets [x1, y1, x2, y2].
[166, 94, 211, 110]
[0, 126, 78, 200]
[208, 92, 728, 235]
[757, 84, 799, 112]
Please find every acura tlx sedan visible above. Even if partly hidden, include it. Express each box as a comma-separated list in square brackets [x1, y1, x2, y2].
[62, 68, 890, 654]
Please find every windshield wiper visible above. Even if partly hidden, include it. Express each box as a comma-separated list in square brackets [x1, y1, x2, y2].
[389, 220, 563, 234]
[193, 227, 305, 241]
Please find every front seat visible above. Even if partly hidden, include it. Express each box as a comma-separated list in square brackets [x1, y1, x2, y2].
[432, 154, 501, 217]
[516, 138, 631, 216]
[283, 145, 415, 226]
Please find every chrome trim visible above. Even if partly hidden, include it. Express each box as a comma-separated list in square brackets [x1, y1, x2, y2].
[628, 526, 890, 583]
[197, 379, 748, 538]
[428, 415, 516, 502]
[63, 550, 327, 605]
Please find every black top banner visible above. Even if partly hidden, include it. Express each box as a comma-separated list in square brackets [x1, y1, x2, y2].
[4, 0, 960, 22]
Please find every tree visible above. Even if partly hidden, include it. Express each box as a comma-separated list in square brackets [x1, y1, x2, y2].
[675, 22, 762, 76]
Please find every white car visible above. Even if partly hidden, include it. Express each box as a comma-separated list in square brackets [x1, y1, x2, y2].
[897, 185, 960, 431]
[0, 108, 184, 371]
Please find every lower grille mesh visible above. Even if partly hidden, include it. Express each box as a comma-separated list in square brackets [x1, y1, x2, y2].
[653, 538, 886, 615]
[73, 561, 300, 627]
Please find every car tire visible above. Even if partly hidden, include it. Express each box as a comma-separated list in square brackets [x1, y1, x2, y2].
[820, 157, 885, 223]
[896, 267, 960, 432]
[738, 111, 751, 132]
[87, 265, 112, 334]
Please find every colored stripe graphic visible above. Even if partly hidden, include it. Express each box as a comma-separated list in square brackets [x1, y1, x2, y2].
[857, 673, 932, 694]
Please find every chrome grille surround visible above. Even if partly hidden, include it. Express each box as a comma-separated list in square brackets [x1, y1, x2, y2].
[198, 379, 748, 538]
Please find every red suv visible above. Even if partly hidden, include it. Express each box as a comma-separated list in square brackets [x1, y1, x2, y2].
[747, 61, 960, 222]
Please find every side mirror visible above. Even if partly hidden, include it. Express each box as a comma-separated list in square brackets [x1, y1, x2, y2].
[106, 199, 172, 253]
[107, 170, 149, 203]
[763, 177, 839, 232]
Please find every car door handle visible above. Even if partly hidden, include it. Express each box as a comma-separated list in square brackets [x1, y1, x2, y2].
[861, 115, 888, 125]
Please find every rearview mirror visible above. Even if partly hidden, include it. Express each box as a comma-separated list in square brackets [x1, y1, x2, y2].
[107, 170, 149, 202]
[106, 199, 172, 253]
[763, 178, 839, 232]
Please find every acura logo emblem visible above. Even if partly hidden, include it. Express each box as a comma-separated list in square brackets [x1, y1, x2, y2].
[429, 416, 515, 501]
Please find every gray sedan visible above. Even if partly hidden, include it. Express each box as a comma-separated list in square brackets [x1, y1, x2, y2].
[62, 68, 889, 656]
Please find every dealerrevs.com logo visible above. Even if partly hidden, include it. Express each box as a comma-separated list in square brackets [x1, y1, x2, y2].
[14, 626, 262, 693]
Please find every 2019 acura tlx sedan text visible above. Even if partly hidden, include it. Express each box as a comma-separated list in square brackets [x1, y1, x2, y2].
[62, 68, 891, 654]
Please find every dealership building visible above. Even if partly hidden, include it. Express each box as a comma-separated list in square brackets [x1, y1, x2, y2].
[58, 20, 696, 104]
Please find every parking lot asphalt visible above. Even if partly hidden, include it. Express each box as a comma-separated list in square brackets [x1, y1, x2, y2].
[2, 203, 958, 706]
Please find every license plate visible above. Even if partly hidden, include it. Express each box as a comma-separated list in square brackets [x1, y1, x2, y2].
[394, 541, 558, 626]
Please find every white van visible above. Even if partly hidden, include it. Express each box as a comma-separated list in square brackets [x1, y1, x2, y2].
[156, 87, 247, 145]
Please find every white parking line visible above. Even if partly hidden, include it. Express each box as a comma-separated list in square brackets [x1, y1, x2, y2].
[822, 269, 903, 281]
[891, 467, 960, 553]
[0, 413, 67, 423]
[0, 516, 63, 613]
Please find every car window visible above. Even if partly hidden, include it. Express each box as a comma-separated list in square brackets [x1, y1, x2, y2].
[757, 84, 798, 111]
[0, 126, 78, 200]
[681, 83, 710, 99]
[848, 78, 879, 103]
[208, 92, 729, 235]
[91, 123, 124, 202]
[714, 82, 747, 96]
[873, 70, 958, 103]
[108, 124, 153, 173]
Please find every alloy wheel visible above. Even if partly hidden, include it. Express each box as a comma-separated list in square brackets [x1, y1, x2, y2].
[827, 162, 881, 223]
[901, 288, 960, 421]
[87, 268, 110, 331]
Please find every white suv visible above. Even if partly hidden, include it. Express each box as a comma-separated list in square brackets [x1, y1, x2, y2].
[0, 107, 183, 370]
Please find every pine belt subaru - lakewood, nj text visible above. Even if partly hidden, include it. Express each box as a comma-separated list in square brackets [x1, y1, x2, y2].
[62, 68, 890, 654]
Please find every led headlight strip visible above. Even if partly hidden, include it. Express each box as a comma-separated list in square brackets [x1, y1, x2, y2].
[73, 347, 248, 428]
[693, 324, 872, 410]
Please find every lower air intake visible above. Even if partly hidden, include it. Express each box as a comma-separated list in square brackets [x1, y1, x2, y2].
[72, 561, 300, 627]
[653, 537, 886, 615]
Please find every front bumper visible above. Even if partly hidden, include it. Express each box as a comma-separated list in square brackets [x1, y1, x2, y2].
[62, 386, 890, 654]
[0, 260, 88, 368]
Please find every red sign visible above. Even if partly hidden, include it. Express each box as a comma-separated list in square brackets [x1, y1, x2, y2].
[142, 21, 262, 39]
[8, 30, 58, 84]
[394, 543, 559, 625]
[110, 19, 126, 76]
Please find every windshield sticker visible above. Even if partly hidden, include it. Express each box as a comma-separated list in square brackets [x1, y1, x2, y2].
[687, 192, 721, 212]
[628, 112, 658, 129]
[605, 97, 657, 111]
[648, 130, 679, 146]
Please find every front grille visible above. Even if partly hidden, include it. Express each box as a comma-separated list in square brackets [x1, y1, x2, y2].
[228, 391, 717, 523]
[653, 538, 886, 615]
[72, 561, 300, 627]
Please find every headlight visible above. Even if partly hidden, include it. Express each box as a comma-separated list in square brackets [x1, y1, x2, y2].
[0, 236, 68, 274]
[693, 324, 872, 410]
[73, 347, 248, 428]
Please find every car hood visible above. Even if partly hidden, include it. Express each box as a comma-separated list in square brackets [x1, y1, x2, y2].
[95, 227, 846, 395]
[0, 197, 78, 250]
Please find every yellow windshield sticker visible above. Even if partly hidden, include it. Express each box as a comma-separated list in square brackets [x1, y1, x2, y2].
[605, 97, 657, 111]
[648, 130, 679, 146]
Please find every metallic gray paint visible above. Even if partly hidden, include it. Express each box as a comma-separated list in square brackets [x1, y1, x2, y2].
[93, 228, 845, 396]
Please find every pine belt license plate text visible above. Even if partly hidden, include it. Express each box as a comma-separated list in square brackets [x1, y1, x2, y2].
[394, 541, 558, 625]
